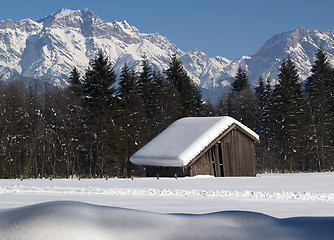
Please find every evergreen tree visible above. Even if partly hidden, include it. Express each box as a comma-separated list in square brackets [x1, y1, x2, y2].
[118, 63, 137, 97]
[115, 63, 145, 177]
[69, 67, 81, 85]
[255, 76, 276, 171]
[305, 48, 334, 170]
[68, 67, 82, 97]
[255, 76, 266, 171]
[82, 50, 117, 177]
[83, 50, 116, 111]
[232, 66, 250, 92]
[272, 56, 305, 172]
[225, 67, 257, 130]
[137, 56, 162, 123]
[165, 53, 202, 117]
[263, 77, 275, 171]
[138, 55, 153, 107]
[150, 70, 183, 135]
[255, 76, 266, 111]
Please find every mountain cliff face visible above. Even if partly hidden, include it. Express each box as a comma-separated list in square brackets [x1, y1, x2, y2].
[0, 8, 229, 91]
[243, 27, 334, 85]
[0, 9, 333, 101]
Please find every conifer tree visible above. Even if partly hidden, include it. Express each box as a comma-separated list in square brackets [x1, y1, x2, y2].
[150, 70, 183, 135]
[82, 50, 117, 177]
[255, 76, 265, 111]
[83, 50, 117, 111]
[68, 67, 82, 97]
[305, 48, 334, 170]
[263, 77, 275, 170]
[137, 56, 162, 124]
[255, 76, 267, 170]
[69, 67, 81, 85]
[232, 66, 250, 92]
[116, 63, 145, 177]
[226, 66, 257, 130]
[138, 55, 153, 107]
[255, 76, 276, 171]
[165, 53, 202, 117]
[272, 56, 305, 172]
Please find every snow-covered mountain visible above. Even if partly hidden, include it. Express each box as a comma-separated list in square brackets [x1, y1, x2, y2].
[0, 8, 230, 91]
[0, 9, 333, 102]
[242, 27, 334, 85]
[205, 27, 334, 100]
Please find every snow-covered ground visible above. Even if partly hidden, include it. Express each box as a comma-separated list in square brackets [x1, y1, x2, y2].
[1, 173, 334, 239]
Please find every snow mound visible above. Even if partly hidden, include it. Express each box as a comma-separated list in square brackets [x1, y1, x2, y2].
[0, 201, 334, 240]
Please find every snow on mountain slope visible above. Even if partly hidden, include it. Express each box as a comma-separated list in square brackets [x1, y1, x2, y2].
[241, 27, 334, 85]
[0, 8, 228, 92]
[0, 9, 333, 101]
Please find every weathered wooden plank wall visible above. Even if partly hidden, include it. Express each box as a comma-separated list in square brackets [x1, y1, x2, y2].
[144, 126, 256, 177]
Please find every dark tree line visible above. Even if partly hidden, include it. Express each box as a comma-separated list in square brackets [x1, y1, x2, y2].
[1, 48, 334, 178]
[0, 51, 203, 178]
[217, 48, 334, 173]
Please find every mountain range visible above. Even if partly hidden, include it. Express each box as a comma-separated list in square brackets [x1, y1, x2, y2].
[0, 8, 333, 102]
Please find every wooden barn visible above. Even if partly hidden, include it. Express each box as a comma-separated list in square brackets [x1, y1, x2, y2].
[130, 116, 259, 177]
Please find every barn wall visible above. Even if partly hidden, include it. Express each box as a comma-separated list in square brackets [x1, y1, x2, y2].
[189, 151, 215, 176]
[221, 128, 256, 176]
[145, 126, 256, 178]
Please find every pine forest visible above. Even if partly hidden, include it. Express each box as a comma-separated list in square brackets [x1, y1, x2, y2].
[0, 48, 333, 179]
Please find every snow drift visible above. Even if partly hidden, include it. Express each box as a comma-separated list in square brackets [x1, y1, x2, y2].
[0, 201, 334, 240]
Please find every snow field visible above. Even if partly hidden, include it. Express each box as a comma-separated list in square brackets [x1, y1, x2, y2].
[1, 173, 334, 239]
[1, 184, 334, 202]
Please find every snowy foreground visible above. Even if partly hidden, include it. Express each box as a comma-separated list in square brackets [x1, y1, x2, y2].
[1, 173, 334, 239]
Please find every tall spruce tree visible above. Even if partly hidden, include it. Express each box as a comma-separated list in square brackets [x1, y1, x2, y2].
[165, 54, 202, 117]
[255, 76, 266, 110]
[255, 76, 267, 170]
[255, 76, 276, 171]
[68, 67, 82, 97]
[83, 50, 117, 111]
[137, 56, 161, 123]
[138, 55, 153, 107]
[69, 67, 81, 85]
[226, 66, 257, 130]
[263, 77, 275, 171]
[82, 50, 117, 177]
[116, 63, 145, 177]
[151, 70, 183, 135]
[232, 66, 250, 92]
[305, 48, 334, 170]
[272, 56, 305, 172]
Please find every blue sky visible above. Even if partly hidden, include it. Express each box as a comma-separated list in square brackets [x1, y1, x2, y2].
[1, 0, 334, 60]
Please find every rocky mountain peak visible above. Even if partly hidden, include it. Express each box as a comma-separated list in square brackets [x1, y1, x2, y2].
[0, 9, 333, 103]
[36, 8, 101, 29]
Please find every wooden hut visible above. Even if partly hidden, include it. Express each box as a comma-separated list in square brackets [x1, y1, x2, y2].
[130, 116, 259, 177]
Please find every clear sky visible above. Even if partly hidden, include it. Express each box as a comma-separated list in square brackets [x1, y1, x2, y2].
[1, 0, 334, 60]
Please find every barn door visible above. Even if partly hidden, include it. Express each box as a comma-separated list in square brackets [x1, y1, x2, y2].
[211, 144, 222, 177]
[218, 142, 224, 176]
[221, 141, 235, 176]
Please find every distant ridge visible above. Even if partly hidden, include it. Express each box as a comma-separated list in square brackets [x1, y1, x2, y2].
[0, 9, 333, 102]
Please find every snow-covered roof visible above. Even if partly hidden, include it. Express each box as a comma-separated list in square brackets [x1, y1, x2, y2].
[130, 116, 259, 167]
